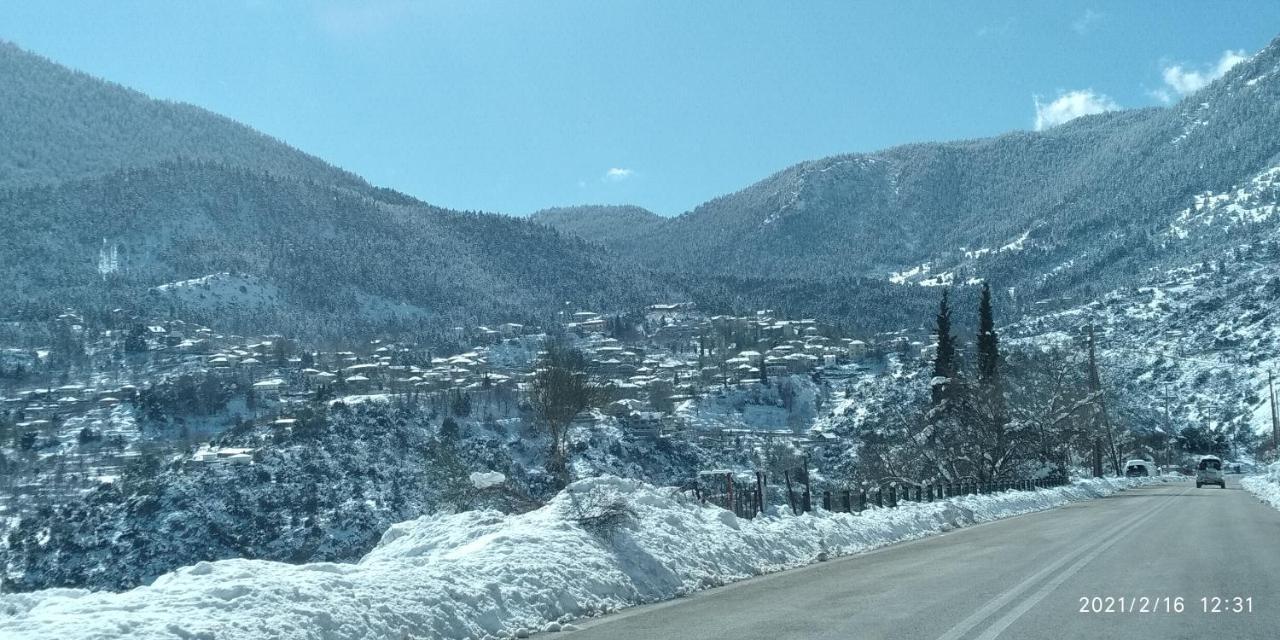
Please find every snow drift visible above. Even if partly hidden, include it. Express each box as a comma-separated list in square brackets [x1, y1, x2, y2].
[1241, 466, 1280, 509]
[0, 476, 1148, 640]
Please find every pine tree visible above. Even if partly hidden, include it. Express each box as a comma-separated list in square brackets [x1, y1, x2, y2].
[976, 283, 999, 385]
[930, 288, 956, 406]
[123, 324, 148, 354]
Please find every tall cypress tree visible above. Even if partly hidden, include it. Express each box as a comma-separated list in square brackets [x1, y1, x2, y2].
[976, 283, 999, 384]
[931, 288, 956, 406]
[976, 282, 1008, 479]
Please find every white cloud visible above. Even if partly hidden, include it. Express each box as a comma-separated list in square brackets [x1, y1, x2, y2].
[1071, 9, 1103, 35]
[603, 167, 635, 182]
[976, 17, 1014, 39]
[313, 1, 421, 40]
[1155, 49, 1248, 102]
[1033, 90, 1120, 131]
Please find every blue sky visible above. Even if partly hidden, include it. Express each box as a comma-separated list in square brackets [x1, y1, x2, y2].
[2, 2, 1279, 215]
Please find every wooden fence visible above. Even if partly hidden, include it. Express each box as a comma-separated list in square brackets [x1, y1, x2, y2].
[695, 473, 1070, 519]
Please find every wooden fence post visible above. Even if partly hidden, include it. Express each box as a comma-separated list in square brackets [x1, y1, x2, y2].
[784, 470, 797, 515]
[801, 457, 812, 514]
[756, 471, 765, 516]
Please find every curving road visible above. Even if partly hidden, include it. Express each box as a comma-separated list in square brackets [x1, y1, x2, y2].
[565, 478, 1280, 640]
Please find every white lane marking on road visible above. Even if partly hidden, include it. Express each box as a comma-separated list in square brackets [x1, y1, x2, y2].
[933, 487, 1184, 640]
[972, 487, 1187, 640]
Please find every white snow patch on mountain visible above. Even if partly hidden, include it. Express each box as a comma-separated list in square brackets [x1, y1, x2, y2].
[889, 262, 932, 284]
[150, 272, 282, 310]
[0, 475, 1153, 640]
[1169, 165, 1280, 239]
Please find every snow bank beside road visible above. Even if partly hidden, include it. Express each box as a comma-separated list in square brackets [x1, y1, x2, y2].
[1241, 468, 1280, 509]
[1, 476, 1149, 640]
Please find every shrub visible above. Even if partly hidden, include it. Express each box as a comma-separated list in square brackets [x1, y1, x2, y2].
[564, 487, 636, 539]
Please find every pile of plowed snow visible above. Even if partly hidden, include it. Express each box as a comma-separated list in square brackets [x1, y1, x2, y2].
[0, 476, 1149, 640]
[1242, 466, 1280, 509]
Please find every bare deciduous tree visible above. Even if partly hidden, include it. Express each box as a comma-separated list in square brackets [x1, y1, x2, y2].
[529, 337, 605, 484]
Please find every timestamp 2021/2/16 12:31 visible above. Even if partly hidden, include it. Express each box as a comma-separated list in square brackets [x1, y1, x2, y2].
[1078, 596, 1253, 614]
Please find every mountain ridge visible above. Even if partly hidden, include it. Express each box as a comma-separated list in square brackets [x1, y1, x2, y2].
[4, 36, 1280, 338]
[0, 40, 371, 195]
[529, 205, 665, 246]
[540, 35, 1280, 312]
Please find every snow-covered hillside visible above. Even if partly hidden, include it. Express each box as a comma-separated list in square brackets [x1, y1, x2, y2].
[150, 273, 283, 312]
[1010, 245, 1280, 440]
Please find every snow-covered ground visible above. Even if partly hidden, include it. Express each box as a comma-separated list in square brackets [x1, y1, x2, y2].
[676, 375, 819, 433]
[1241, 467, 1280, 510]
[1, 475, 1152, 640]
[150, 272, 283, 311]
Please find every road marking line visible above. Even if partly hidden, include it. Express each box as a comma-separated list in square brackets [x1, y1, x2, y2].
[972, 488, 1186, 640]
[933, 487, 1183, 640]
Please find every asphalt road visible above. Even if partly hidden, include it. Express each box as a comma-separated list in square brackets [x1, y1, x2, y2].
[566, 477, 1280, 640]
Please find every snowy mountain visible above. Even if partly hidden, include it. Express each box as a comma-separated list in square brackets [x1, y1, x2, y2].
[0, 41, 696, 337]
[1008, 164, 1280, 440]
[0, 41, 366, 192]
[548, 36, 1280, 317]
[0, 162, 678, 339]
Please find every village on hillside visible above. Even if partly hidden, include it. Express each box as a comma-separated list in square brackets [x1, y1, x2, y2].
[0, 303, 918, 519]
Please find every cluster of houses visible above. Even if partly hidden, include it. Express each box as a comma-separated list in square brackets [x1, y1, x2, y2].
[3, 380, 135, 422]
[1, 304, 894, 466]
[564, 307, 875, 439]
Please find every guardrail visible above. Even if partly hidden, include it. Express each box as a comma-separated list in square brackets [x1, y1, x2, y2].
[693, 473, 1071, 520]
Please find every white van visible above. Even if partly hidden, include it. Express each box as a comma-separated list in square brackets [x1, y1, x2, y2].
[1196, 456, 1225, 489]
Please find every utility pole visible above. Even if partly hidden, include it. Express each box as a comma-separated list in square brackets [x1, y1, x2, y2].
[1159, 380, 1174, 466]
[1086, 326, 1117, 476]
[1269, 371, 1278, 457]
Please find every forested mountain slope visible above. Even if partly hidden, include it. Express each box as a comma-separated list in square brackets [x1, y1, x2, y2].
[0, 41, 367, 193]
[1009, 154, 1280, 437]
[530, 205, 665, 246]
[6, 35, 1280, 339]
[0, 162, 676, 337]
[555, 36, 1280, 309]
